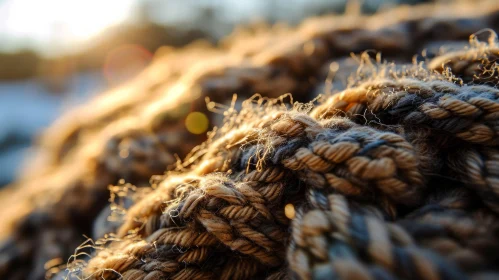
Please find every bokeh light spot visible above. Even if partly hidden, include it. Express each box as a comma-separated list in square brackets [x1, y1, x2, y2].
[119, 148, 129, 159]
[285, 203, 295, 219]
[185, 112, 209, 135]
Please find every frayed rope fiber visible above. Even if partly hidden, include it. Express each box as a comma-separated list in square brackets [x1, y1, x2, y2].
[70, 44, 499, 280]
[2, 1, 499, 280]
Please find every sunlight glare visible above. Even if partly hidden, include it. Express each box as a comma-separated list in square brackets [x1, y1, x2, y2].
[0, 0, 135, 51]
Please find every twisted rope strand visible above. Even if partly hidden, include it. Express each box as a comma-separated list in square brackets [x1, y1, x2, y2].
[429, 46, 499, 85]
[312, 79, 499, 145]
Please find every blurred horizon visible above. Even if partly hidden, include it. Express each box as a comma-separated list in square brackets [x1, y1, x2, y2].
[0, 0, 430, 57]
[0, 0, 321, 57]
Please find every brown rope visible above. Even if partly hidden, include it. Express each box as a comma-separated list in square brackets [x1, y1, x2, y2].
[312, 79, 499, 145]
[429, 45, 499, 85]
[76, 68, 499, 279]
[2, 1, 499, 279]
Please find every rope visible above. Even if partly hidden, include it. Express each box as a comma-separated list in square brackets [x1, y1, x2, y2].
[77, 65, 499, 279]
[1, 1, 499, 279]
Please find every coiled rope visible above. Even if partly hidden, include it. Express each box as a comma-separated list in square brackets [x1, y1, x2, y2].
[75, 47, 499, 279]
[2, 1, 499, 279]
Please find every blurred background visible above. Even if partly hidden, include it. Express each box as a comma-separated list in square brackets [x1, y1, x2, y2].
[0, 0, 435, 186]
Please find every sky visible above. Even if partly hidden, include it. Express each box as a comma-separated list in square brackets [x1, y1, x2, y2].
[0, 0, 137, 55]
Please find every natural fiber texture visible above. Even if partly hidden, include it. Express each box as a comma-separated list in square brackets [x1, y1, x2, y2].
[63, 45, 499, 279]
[2, 1, 499, 280]
[429, 44, 499, 85]
[61, 48, 499, 278]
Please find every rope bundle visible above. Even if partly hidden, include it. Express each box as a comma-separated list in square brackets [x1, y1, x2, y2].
[76, 57, 499, 279]
[74, 47, 499, 279]
[1, 1, 499, 279]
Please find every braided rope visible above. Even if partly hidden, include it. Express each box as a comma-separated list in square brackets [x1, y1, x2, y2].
[429, 45, 499, 85]
[312, 79, 499, 145]
[447, 147, 499, 213]
[289, 190, 499, 280]
[81, 109, 427, 279]
[86, 175, 286, 279]
[2, 1, 499, 279]
[76, 59, 499, 279]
